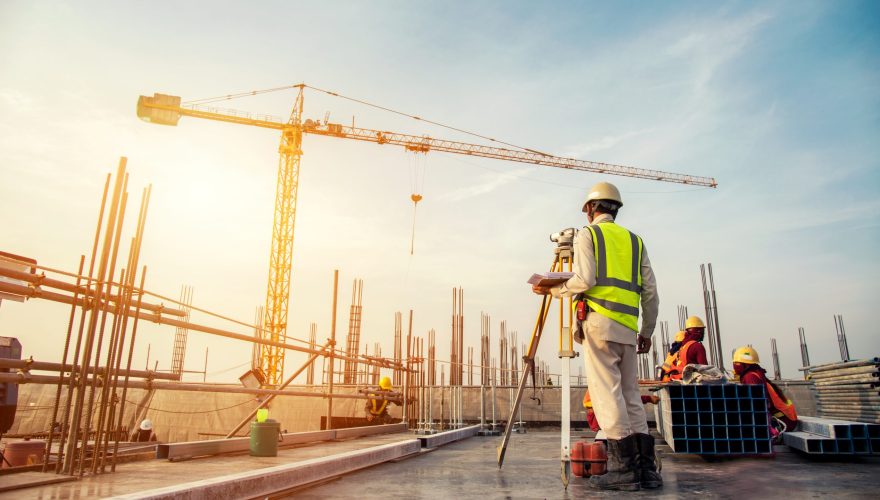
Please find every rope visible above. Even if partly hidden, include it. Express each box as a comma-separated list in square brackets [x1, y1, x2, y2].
[124, 398, 253, 415]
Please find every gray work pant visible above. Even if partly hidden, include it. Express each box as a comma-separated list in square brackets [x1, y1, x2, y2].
[582, 326, 649, 440]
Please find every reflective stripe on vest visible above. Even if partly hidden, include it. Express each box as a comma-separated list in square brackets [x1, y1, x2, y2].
[664, 341, 696, 381]
[660, 351, 679, 381]
[765, 380, 798, 422]
[584, 222, 643, 332]
[370, 396, 389, 416]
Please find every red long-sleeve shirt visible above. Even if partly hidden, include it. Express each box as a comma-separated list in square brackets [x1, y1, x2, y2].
[683, 341, 708, 365]
[680, 330, 708, 366]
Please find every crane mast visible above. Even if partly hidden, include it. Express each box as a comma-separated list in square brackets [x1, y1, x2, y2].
[261, 88, 303, 386]
[136, 87, 717, 386]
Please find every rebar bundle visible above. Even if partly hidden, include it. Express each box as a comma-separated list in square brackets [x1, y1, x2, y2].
[700, 263, 725, 371]
[306, 323, 317, 385]
[170, 285, 193, 376]
[499, 321, 509, 386]
[798, 327, 811, 376]
[428, 329, 436, 386]
[342, 279, 364, 384]
[450, 287, 463, 386]
[393, 311, 402, 386]
[834, 314, 850, 362]
[480, 313, 490, 386]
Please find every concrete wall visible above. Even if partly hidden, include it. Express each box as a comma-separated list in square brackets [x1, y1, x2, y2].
[9, 380, 818, 442]
[775, 380, 817, 417]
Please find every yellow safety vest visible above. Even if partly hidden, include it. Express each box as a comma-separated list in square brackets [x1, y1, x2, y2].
[369, 395, 389, 416]
[584, 222, 643, 332]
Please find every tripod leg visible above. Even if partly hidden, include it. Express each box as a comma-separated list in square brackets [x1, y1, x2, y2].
[560, 350, 572, 488]
[497, 294, 551, 468]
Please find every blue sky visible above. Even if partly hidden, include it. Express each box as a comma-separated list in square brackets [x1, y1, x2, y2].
[0, 1, 878, 381]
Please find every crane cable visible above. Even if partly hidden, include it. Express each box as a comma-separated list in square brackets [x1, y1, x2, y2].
[182, 83, 552, 157]
[304, 84, 552, 156]
[409, 152, 427, 255]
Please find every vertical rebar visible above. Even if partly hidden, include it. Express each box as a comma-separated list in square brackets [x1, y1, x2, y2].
[771, 338, 781, 380]
[44, 254, 85, 473]
[798, 327, 810, 375]
[326, 270, 339, 430]
[68, 159, 126, 476]
[110, 265, 146, 472]
[707, 264, 725, 371]
[834, 314, 850, 362]
[403, 309, 412, 427]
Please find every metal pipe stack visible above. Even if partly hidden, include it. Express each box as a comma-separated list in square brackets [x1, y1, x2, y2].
[806, 358, 880, 423]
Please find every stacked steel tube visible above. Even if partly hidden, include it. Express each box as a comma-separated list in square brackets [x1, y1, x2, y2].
[807, 358, 880, 423]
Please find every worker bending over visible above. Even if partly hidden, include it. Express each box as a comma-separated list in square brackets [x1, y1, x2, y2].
[365, 376, 400, 425]
[533, 182, 660, 491]
[733, 346, 798, 440]
[131, 419, 157, 442]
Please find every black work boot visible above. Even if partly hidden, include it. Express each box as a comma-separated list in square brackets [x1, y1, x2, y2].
[587, 434, 640, 491]
[635, 433, 663, 489]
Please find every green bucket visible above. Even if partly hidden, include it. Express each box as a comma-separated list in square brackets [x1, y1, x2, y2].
[250, 419, 281, 457]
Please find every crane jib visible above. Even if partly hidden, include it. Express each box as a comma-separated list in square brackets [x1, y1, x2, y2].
[138, 95, 717, 188]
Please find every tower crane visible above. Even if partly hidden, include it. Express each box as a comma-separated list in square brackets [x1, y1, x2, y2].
[137, 84, 716, 387]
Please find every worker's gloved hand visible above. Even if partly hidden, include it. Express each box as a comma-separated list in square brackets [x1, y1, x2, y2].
[637, 334, 651, 354]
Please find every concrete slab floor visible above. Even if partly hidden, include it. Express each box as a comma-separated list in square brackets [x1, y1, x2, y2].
[295, 429, 880, 499]
[2, 432, 416, 499]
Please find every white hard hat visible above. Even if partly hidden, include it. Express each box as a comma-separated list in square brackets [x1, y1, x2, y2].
[140, 419, 153, 431]
[582, 182, 623, 212]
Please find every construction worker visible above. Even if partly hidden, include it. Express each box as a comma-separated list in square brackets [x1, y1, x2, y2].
[733, 346, 798, 440]
[664, 317, 709, 381]
[533, 181, 660, 491]
[659, 330, 686, 381]
[131, 419, 157, 442]
[365, 376, 400, 424]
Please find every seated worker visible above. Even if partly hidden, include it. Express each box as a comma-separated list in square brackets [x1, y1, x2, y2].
[733, 346, 798, 439]
[659, 331, 686, 381]
[664, 317, 709, 381]
[131, 419, 157, 442]
[366, 376, 401, 424]
[584, 389, 660, 434]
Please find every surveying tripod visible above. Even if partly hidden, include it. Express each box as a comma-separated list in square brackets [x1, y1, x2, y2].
[497, 228, 578, 488]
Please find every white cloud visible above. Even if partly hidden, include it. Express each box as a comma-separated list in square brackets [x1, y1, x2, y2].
[439, 166, 533, 202]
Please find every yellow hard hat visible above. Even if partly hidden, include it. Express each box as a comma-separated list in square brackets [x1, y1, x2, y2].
[379, 376, 392, 390]
[674, 330, 686, 342]
[685, 316, 705, 329]
[733, 346, 760, 365]
[582, 182, 623, 212]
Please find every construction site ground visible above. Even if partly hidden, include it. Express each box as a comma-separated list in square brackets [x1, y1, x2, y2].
[3, 426, 878, 499]
[299, 428, 879, 499]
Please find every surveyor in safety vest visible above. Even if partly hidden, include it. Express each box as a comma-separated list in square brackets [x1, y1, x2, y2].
[365, 376, 400, 424]
[659, 330, 686, 381]
[733, 346, 798, 440]
[532, 181, 660, 491]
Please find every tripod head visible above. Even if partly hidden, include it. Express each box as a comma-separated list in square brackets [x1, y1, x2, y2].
[549, 227, 577, 247]
[550, 228, 577, 259]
